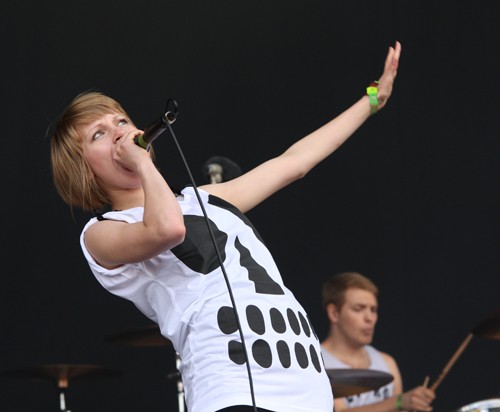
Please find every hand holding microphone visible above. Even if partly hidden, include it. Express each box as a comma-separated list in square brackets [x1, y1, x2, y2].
[134, 99, 179, 150]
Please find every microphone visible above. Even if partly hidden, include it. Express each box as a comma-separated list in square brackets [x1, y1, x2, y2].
[207, 163, 223, 184]
[202, 156, 242, 184]
[134, 99, 179, 150]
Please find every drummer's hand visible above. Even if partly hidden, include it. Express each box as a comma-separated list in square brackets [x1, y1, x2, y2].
[401, 385, 436, 411]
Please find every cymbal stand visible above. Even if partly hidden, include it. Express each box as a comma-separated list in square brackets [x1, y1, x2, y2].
[57, 377, 72, 412]
[167, 353, 185, 412]
[175, 353, 185, 412]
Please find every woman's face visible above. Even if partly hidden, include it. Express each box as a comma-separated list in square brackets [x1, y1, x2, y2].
[80, 112, 142, 190]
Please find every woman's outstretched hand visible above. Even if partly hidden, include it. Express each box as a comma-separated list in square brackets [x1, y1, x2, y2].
[376, 41, 402, 111]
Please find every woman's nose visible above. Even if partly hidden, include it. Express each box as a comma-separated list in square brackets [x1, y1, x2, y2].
[113, 126, 126, 142]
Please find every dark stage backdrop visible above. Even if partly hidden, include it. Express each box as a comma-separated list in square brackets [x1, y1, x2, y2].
[1, 1, 499, 411]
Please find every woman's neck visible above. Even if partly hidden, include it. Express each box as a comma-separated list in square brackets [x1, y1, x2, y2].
[110, 188, 145, 211]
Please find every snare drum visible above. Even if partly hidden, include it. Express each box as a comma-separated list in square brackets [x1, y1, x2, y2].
[455, 398, 500, 412]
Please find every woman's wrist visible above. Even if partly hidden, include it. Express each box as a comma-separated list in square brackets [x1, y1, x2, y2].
[366, 81, 379, 115]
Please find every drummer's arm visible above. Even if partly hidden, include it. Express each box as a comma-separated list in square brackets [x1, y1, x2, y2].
[384, 354, 436, 412]
[383, 353, 403, 393]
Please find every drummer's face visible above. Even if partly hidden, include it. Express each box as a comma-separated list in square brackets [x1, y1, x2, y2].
[337, 288, 378, 346]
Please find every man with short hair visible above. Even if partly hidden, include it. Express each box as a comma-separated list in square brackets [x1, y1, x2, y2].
[321, 272, 435, 411]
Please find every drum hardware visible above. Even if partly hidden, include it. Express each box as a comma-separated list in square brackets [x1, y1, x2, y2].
[430, 307, 500, 392]
[454, 397, 500, 411]
[1, 363, 122, 411]
[325, 368, 394, 397]
[109, 325, 396, 408]
[105, 323, 171, 347]
[107, 324, 185, 412]
[174, 353, 184, 412]
[162, 354, 185, 412]
[470, 307, 500, 340]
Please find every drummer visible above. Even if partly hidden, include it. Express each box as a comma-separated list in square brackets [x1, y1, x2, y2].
[320, 272, 436, 411]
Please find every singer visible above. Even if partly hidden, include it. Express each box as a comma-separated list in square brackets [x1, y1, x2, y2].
[50, 42, 401, 412]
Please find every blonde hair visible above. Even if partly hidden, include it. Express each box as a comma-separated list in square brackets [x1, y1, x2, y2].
[50, 91, 153, 211]
[321, 272, 378, 309]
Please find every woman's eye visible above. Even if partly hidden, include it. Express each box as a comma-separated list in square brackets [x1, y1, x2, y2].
[118, 119, 128, 126]
[93, 130, 104, 140]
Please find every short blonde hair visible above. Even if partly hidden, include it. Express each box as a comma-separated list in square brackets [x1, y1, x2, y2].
[50, 91, 153, 211]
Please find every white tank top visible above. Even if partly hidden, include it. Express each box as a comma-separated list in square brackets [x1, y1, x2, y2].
[81, 187, 333, 412]
[321, 345, 394, 407]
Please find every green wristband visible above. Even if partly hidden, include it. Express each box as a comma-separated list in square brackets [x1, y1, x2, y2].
[396, 393, 403, 411]
[366, 80, 379, 115]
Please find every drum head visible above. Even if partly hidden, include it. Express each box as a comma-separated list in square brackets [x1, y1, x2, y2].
[455, 398, 500, 412]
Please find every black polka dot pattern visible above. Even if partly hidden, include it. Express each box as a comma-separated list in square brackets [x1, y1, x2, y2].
[247, 305, 265, 335]
[217, 304, 322, 373]
[309, 344, 322, 372]
[270, 308, 286, 334]
[299, 311, 311, 337]
[217, 306, 238, 334]
[228, 340, 246, 365]
[252, 339, 272, 368]
[287, 308, 301, 335]
[276, 340, 291, 368]
[295, 342, 309, 369]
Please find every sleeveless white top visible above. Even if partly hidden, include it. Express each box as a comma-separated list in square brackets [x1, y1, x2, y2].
[81, 187, 333, 412]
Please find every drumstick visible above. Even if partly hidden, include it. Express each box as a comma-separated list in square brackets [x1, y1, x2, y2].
[422, 376, 429, 388]
[430, 333, 473, 391]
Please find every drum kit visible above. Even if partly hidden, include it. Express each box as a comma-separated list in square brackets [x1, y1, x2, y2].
[431, 307, 500, 412]
[1, 364, 122, 412]
[2, 308, 500, 411]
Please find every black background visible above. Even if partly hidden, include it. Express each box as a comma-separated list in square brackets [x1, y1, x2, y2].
[1, 1, 500, 411]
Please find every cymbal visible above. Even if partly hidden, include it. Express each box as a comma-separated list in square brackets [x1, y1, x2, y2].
[1, 364, 122, 388]
[472, 307, 500, 339]
[106, 324, 171, 347]
[325, 368, 394, 397]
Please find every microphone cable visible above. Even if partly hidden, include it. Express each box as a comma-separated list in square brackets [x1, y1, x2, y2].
[155, 99, 259, 412]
